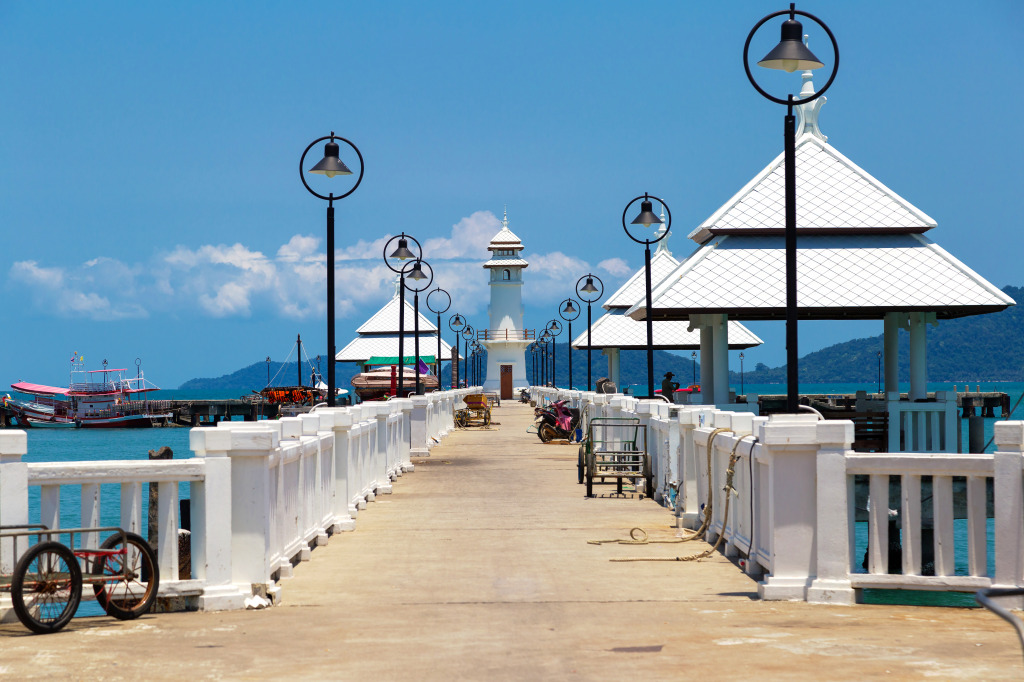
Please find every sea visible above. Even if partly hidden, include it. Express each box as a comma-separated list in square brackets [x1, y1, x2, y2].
[11, 383, 1023, 615]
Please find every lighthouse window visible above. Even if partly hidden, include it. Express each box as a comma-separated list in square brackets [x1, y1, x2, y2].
[502, 269, 511, 280]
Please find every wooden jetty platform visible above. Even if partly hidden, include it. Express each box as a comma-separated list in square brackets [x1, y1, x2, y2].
[754, 390, 1011, 418]
[1, 402, 1021, 680]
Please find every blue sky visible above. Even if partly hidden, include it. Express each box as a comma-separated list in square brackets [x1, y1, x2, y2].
[1, 1, 1022, 389]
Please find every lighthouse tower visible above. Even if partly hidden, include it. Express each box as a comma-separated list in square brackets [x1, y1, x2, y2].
[481, 209, 531, 398]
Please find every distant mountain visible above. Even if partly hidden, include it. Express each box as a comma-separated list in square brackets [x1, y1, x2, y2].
[180, 286, 1022, 390]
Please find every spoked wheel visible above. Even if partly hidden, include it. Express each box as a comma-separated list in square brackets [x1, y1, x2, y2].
[539, 423, 557, 443]
[455, 411, 468, 428]
[12, 541, 83, 634]
[577, 446, 586, 484]
[91, 532, 159, 620]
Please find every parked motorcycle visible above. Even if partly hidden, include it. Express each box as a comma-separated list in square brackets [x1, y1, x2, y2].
[519, 388, 531, 404]
[533, 400, 581, 443]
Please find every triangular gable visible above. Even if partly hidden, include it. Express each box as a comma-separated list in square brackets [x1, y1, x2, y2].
[688, 135, 937, 244]
[604, 249, 680, 309]
[356, 294, 438, 334]
[488, 226, 523, 247]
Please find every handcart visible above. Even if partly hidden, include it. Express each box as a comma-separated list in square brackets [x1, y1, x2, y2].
[454, 393, 491, 428]
[0, 524, 159, 634]
[579, 417, 651, 498]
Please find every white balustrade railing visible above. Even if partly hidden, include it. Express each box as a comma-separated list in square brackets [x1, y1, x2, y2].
[0, 389, 466, 619]
[531, 385, 1024, 604]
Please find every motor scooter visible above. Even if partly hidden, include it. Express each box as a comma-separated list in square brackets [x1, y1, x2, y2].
[533, 400, 581, 442]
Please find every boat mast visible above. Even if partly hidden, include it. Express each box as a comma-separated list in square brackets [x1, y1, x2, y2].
[297, 333, 302, 387]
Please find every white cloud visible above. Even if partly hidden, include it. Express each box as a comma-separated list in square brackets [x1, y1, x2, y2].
[598, 257, 632, 277]
[9, 260, 148, 320]
[422, 210, 499, 259]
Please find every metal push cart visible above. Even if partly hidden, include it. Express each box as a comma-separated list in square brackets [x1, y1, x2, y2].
[0, 525, 159, 634]
[578, 417, 652, 498]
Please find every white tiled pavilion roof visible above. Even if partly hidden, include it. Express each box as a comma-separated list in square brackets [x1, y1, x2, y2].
[488, 225, 523, 249]
[356, 294, 438, 334]
[571, 312, 762, 350]
[336, 334, 453, 363]
[627, 233, 1014, 321]
[604, 249, 680, 309]
[688, 135, 937, 244]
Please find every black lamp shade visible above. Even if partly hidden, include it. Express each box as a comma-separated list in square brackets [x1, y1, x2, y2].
[549, 320, 560, 332]
[631, 200, 663, 228]
[390, 237, 416, 261]
[562, 300, 577, 315]
[758, 18, 824, 73]
[581, 277, 599, 294]
[453, 314, 464, 328]
[309, 141, 353, 178]
[408, 261, 428, 280]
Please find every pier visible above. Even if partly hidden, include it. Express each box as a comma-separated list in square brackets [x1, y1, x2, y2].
[1, 395, 1022, 679]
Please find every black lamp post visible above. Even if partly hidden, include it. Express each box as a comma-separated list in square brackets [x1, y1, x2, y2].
[546, 319, 562, 388]
[528, 343, 538, 386]
[426, 288, 451, 387]
[623, 193, 672, 399]
[745, 3, 838, 412]
[539, 331, 550, 386]
[692, 351, 697, 387]
[559, 299, 579, 390]
[402, 259, 433, 395]
[740, 352, 745, 394]
[576, 274, 604, 391]
[461, 325, 475, 387]
[448, 313, 464, 389]
[383, 232, 423, 398]
[299, 132, 364, 407]
[877, 350, 882, 395]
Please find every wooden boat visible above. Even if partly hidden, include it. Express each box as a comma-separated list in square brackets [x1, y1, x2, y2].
[350, 366, 438, 401]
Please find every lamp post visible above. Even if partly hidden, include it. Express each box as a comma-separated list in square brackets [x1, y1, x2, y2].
[266, 356, 271, 387]
[576, 274, 604, 391]
[745, 3, 838, 412]
[402, 259, 433, 395]
[539, 331, 551, 386]
[529, 343, 538, 386]
[623, 193, 671, 399]
[300, 132, 364, 407]
[877, 350, 882, 395]
[559, 299, 579, 390]
[462, 325, 475, 387]
[692, 351, 697, 387]
[383, 232, 423, 398]
[448, 313, 464, 389]
[740, 352, 745, 394]
[546, 319, 562, 388]
[426, 288, 451, 386]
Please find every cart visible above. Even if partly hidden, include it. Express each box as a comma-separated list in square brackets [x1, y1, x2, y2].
[0, 524, 160, 634]
[454, 393, 491, 428]
[579, 417, 651, 498]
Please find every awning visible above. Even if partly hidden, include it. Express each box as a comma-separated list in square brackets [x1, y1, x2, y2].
[366, 355, 436, 365]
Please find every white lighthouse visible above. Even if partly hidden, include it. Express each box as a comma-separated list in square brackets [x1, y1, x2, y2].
[480, 209, 531, 398]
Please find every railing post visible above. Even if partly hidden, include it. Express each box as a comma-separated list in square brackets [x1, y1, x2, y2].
[374, 403, 394, 495]
[807, 419, 857, 605]
[993, 421, 1024, 605]
[299, 413, 329, 548]
[887, 391, 902, 452]
[189, 428, 263, 610]
[0, 430, 28, 622]
[325, 408, 357, 531]
[757, 414, 821, 601]
[410, 394, 430, 459]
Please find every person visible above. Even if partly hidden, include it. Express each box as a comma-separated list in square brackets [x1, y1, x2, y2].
[661, 372, 679, 403]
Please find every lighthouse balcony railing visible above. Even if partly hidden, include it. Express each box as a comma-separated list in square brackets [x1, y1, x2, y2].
[477, 329, 535, 341]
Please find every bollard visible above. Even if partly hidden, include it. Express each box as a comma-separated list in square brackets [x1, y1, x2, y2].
[968, 416, 985, 453]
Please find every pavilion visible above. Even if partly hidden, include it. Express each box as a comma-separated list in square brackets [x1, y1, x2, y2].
[626, 71, 1013, 450]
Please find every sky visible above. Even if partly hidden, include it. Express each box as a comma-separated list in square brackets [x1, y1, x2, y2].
[1, 1, 1022, 389]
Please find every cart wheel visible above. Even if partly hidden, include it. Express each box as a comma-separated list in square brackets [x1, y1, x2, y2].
[577, 446, 585, 484]
[92, 532, 159, 620]
[484, 410, 491, 426]
[455, 411, 467, 428]
[539, 423, 556, 443]
[12, 541, 83, 634]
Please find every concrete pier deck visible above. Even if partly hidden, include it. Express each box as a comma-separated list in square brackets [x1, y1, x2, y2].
[1, 402, 1021, 680]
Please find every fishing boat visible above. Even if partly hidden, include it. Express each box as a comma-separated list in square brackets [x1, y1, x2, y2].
[257, 333, 350, 406]
[5, 353, 171, 428]
[350, 366, 438, 401]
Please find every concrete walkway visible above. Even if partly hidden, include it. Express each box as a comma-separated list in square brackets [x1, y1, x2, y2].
[1, 402, 1022, 680]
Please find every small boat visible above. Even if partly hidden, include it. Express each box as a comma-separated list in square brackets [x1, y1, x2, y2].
[5, 354, 172, 429]
[350, 366, 438, 401]
[258, 333, 348, 406]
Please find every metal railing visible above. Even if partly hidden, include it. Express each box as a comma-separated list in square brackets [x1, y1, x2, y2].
[476, 329, 535, 341]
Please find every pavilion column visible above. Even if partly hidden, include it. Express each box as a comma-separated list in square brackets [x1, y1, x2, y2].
[602, 348, 621, 390]
[699, 322, 714, 405]
[884, 312, 900, 395]
[711, 314, 729, 405]
[908, 312, 929, 401]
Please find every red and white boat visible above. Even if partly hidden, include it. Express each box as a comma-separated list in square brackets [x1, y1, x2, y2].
[5, 354, 172, 428]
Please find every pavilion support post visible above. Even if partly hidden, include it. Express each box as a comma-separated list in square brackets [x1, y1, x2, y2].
[884, 312, 900, 395]
[908, 312, 928, 401]
[699, 323, 714, 406]
[712, 314, 730, 405]
[602, 348, 621, 392]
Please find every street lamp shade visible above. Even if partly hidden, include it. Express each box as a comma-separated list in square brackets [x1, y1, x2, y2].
[581, 277, 599, 294]
[452, 314, 464, 329]
[407, 260, 428, 281]
[562, 300, 577, 315]
[758, 17, 824, 73]
[630, 198, 663, 228]
[390, 237, 416, 261]
[549, 320, 560, 333]
[308, 139, 353, 178]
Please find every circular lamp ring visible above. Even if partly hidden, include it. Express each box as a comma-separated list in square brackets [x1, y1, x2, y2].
[426, 287, 451, 314]
[382, 232, 424, 274]
[299, 134, 365, 201]
[558, 297, 581, 322]
[743, 7, 839, 107]
[622, 193, 672, 246]
[461, 325, 475, 339]
[576, 273, 604, 303]
[401, 259, 434, 293]
[547, 320, 563, 337]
